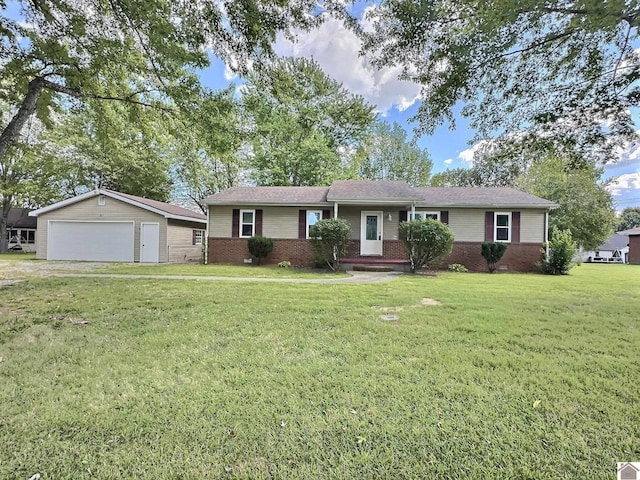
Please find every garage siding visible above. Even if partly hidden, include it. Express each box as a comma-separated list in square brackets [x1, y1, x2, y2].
[36, 196, 168, 262]
[167, 220, 205, 263]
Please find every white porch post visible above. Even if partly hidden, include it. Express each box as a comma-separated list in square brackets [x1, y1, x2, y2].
[204, 204, 209, 264]
[545, 209, 550, 257]
[334, 202, 339, 218]
[410, 203, 416, 219]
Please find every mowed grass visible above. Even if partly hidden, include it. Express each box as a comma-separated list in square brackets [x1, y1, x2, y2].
[94, 262, 348, 278]
[0, 265, 638, 479]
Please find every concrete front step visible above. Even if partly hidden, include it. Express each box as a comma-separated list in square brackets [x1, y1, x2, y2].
[351, 265, 397, 272]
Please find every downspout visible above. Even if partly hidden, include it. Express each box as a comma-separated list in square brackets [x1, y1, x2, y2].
[411, 203, 416, 219]
[334, 202, 338, 218]
[204, 203, 209, 265]
[544, 209, 550, 258]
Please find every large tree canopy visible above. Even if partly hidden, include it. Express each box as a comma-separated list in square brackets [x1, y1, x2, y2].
[0, 0, 348, 158]
[515, 155, 616, 250]
[617, 207, 640, 231]
[357, 121, 433, 186]
[244, 57, 375, 186]
[363, 0, 640, 154]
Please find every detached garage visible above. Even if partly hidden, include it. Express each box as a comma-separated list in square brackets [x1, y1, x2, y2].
[30, 189, 207, 263]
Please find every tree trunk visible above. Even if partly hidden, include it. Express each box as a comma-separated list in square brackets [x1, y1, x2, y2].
[0, 197, 12, 253]
[0, 77, 46, 159]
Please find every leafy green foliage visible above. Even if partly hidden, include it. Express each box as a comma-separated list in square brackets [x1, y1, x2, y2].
[481, 242, 508, 273]
[448, 263, 468, 273]
[617, 207, 640, 231]
[363, 0, 639, 151]
[539, 228, 577, 275]
[247, 236, 274, 265]
[398, 219, 454, 273]
[515, 155, 615, 250]
[309, 218, 351, 271]
[243, 57, 375, 186]
[0, 0, 342, 158]
[357, 121, 433, 186]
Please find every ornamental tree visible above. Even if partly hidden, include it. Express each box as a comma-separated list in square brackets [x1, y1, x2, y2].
[309, 218, 351, 272]
[398, 219, 454, 273]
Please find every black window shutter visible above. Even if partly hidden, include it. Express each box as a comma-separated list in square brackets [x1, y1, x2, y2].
[255, 209, 263, 236]
[298, 210, 307, 239]
[399, 210, 408, 222]
[232, 209, 240, 238]
[192, 230, 196, 245]
[512, 211, 520, 243]
[440, 211, 449, 225]
[484, 211, 494, 242]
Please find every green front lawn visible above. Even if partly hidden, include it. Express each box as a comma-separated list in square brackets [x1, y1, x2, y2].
[1, 265, 638, 478]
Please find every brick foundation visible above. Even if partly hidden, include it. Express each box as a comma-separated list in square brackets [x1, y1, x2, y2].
[208, 237, 544, 272]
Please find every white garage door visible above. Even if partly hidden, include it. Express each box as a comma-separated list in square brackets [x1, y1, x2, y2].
[48, 221, 135, 262]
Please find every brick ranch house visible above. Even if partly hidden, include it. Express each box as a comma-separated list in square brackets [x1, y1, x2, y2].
[203, 180, 558, 272]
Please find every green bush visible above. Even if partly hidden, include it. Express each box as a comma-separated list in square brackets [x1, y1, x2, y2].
[481, 242, 508, 273]
[247, 236, 274, 265]
[448, 263, 468, 273]
[399, 219, 454, 273]
[539, 228, 576, 275]
[309, 219, 351, 272]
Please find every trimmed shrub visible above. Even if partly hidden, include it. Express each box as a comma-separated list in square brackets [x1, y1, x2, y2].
[539, 228, 576, 275]
[448, 263, 468, 273]
[309, 218, 351, 272]
[481, 242, 508, 273]
[399, 219, 454, 273]
[247, 236, 273, 265]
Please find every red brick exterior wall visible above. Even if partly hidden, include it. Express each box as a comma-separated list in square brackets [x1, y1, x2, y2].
[208, 237, 543, 272]
[629, 235, 640, 265]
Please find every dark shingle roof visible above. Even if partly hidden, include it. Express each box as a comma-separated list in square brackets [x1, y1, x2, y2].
[7, 208, 37, 229]
[203, 186, 331, 205]
[108, 190, 206, 220]
[203, 182, 557, 209]
[327, 180, 422, 202]
[597, 234, 629, 251]
[413, 187, 558, 208]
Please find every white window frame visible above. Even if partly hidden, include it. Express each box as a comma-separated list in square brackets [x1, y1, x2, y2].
[98, 195, 106, 206]
[411, 210, 440, 221]
[240, 209, 255, 238]
[7, 228, 36, 244]
[306, 210, 322, 238]
[494, 212, 512, 243]
[193, 230, 204, 245]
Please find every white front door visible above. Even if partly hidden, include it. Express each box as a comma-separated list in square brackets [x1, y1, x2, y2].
[360, 211, 383, 256]
[140, 223, 160, 263]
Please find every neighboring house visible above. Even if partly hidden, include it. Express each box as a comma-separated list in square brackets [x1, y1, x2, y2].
[618, 226, 640, 265]
[6, 208, 37, 252]
[203, 180, 558, 272]
[582, 233, 629, 264]
[29, 189, 206, 263]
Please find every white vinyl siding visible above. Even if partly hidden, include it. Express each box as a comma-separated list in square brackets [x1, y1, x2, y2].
[446, 209, 485, 242]
[520, 210, 545, 243]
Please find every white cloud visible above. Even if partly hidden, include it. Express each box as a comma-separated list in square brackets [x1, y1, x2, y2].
[443, 158, 453, 165]
[273, 16, 421, 115]
[607, 172, 640, 196]
[458, 140, 489, 164]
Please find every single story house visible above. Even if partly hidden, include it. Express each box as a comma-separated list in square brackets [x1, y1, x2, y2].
[6, 207, 37, 252]
[618, 226, 640, 265]
[30, 189, 206, 263]
[203, 180, 558, 272]
[582, 233, 629, 263]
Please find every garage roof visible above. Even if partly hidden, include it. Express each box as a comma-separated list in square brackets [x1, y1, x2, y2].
[29, 189, 207, 224]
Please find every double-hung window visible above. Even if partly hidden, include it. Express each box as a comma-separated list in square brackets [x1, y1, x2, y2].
[494, 212, 511, 242]
[306, 210, 322, 238]
[411, 211, 440, 221]
[240, 210, 255, 238]
[193, 230, 204, 245]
